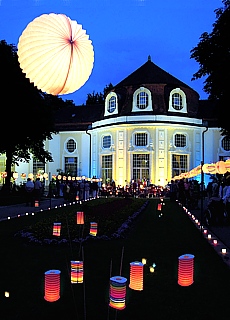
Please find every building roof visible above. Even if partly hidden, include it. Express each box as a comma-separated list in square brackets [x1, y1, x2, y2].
[115, 56, 193, 90]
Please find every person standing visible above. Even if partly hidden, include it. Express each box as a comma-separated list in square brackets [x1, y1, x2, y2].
[34, 177, 42, 205]
[25, 178, 34, 206]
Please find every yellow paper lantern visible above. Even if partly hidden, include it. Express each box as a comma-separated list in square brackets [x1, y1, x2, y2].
[215, 161, 227, 174]
[18, 13, 94, 95]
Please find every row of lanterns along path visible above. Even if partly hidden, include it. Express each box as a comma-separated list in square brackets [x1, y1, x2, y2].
[45, 205, 195, 307]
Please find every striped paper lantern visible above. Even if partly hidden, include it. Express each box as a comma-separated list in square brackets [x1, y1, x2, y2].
[53, 222, 61, 236]
[71, 260, 84, 283]
[178, 254, 194, 286]
[76, 211, 84, 224]
[129, 261, 144, 291]
[109, 276, 127, 310]
[89, 222, 97, 236]
[44, 270, 61, 302]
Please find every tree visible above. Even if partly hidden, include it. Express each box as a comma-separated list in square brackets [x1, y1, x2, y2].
[190, 0, 230, 135]
[0, 40, 67, 193]
[86, 83, 114, 105]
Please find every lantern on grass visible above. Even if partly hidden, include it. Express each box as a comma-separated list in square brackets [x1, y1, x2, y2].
[17, 13, 94, 96]
[89, 222, 97, 236]
[71, 260, 83, 283]
[35, 200, 39, 207]
[44, 270, 61, 302]
[157, 203, 162, 211]
[53, 222, 61, 236]
[178, 254, 194, 286]
[76, 211, 84, 224]
[109, 276, 127, 310]
[129, 261, 144, 291]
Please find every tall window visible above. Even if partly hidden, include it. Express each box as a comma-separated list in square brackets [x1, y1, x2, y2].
[172, 93, 183, 110]
[66, 139, 76, 153]
[33, 159, 45, 177]
[133, 154, 149, 181]
[222, 136, 230, 151]
[65, 157, 77, 176]
[102, 155, 112, 184]
[102, 135, 111, 148]
[137, 92, 148, 109]
[172, 154, 188, 177]
[134, 133, 148, 146]
[174, 134, 186, 147]
[108, 96, 116, 113]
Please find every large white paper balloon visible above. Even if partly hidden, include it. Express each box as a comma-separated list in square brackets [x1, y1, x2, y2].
[17, 13, 94, 95]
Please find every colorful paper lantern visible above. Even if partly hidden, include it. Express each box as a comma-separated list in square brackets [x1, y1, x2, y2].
[44, 270, 61, 302]
[89, 222, 97, 236]
[18, 13, 94, 95]
[76, 211, 84, 224]
[157, 203, 162, 211]
[71, 260, 84, 283]
[53, 222, 61, 236]
[178, 254, 194, 286]
[109, 276, 127, 310]
[129, 261, 144, 291]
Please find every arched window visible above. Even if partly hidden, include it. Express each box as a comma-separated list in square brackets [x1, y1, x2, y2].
[108, 96, 116, 113]
[104, 92, 118, 116]
[169, 88, 187, 113]
[132, 87, 152, 112]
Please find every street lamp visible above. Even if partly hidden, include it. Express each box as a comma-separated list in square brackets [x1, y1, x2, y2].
[200, 121, 208, 230]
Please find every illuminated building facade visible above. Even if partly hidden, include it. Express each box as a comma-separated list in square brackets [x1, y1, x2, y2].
[2, 57, 230, 187]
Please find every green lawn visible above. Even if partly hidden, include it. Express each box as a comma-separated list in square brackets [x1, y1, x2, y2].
[0, 197, 230, 320]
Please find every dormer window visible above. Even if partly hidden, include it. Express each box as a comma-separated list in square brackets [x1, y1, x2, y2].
[137, 92, 148, 109]
[108, 96, 116, 113]
[132, 87, 152, 112]
[104, 92, 118, 116]
[169, 88, 187, 113]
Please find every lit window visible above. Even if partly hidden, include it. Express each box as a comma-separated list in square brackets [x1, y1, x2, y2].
[172, 93, 183, 110]
[65, 157, 77, 176]
[102, 155, 112, 184]
[135, 133, 148, 146]
[222, 137, 230, 151]
[66, 139, 76, 153]
[174, 134, 186, 148]
[172, 154, 188, 177]
[132, 154, 149, 181]
[137, 92, 148, 109]
[102, 135, 111, 148]
[108, 96, 116, 113]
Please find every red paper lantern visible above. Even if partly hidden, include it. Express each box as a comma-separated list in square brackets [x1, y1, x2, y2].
[129, 261, 144, 291]
[157, 203, 162, 211]
[109, 276, 127, 310]
[89, 222, 97, 236]
[71, 260, 84, 283]
[44, 270, 61, 302]
[35, 200, 39, 207]
[76, 211, 84, 224]
[53, 222, 61, 236]
[178, 254, 194, 286]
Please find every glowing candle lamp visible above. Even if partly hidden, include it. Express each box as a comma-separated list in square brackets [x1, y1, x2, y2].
[71, 260, 83, 283]
[35, 200, 39, 207]
[53, 222, 61, 236]
[129, 261, 144, 291]
[89, 222, 97, 236]
[5, 291, 9, 298]
[208, 234, 212, 239]
[109, 276, 127, 310]
[76, 211, 84, 224]
[44, 270, 61, 302]
[142, 258, 147, 265]
[213, 239, 218, 245]
[178, 254, 194, 287]
[222, 248, 227, 254]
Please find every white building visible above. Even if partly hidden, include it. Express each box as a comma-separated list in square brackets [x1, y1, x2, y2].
[2, 57, 230, 187]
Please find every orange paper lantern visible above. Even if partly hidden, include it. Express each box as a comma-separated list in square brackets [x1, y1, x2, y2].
[71, 261, 83, 284]
[215, 161, 227, 174]
[178, 254, 194, 286]
[129, 261, 144, 291]
[18, 13, 94, 95]
[76, 211, 84, 224]
[53, 222, 61, 236]
[89, 222, 97, 236]
[109, 276, 127, 310]
[44, 270, 61, 302]
[157, 203, 162, 211]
